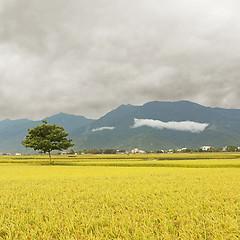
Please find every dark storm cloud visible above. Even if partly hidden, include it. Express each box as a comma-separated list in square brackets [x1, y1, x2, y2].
[0, 0, 240, 120]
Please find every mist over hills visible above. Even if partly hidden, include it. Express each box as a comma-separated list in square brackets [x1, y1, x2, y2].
[1, 101, 240, 153]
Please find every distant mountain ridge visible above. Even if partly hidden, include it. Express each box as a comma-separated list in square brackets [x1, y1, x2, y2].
[1, 101, 240, 153]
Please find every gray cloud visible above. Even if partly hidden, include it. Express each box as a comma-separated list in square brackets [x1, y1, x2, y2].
[132, 118, 209, 133]
[0, 0, 240, 120]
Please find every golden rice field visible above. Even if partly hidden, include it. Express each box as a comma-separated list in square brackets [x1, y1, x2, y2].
[0, 153, 240, 239]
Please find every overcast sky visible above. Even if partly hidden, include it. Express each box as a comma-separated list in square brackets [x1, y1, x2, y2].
[0, 0, 240, 120]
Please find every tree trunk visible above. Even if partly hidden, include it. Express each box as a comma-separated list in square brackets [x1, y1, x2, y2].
[48, 152, 52, 164]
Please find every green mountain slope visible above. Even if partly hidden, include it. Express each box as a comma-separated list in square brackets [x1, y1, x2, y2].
[1, 101, 240, 153]
[71, 101, 240, 150]
[0, 114, 93, 153]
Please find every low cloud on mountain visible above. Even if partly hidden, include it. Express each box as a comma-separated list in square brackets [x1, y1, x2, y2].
[132, 118, 208, 133]
[92, 126, 115, 132]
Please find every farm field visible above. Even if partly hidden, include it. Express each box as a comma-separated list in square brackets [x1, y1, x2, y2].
[0, 153, 240, 239]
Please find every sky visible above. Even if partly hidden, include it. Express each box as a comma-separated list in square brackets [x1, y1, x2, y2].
[0, 0, 240, 120]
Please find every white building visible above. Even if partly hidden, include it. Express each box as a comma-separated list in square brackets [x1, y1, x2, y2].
[177, 148, 187, 152]
[131, 148, 145, 154]
[200, 146, 213, 151]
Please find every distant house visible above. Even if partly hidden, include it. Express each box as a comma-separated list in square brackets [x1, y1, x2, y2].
[222, 146, 227, 151]
[131, 148, 145, 154]
[200, 146, 213, 151]
[177, 148, 187, 152]
[15, 153, 21, 156]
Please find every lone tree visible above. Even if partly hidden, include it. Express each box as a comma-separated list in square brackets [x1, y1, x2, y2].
[22, 120, 74, 163]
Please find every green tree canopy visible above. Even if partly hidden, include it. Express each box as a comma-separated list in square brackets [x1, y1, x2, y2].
[22, 120, 74, 163]
[225, 145, 238, 152]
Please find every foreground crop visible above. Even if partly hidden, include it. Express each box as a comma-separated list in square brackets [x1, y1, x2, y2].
[0, 154, 240, 239]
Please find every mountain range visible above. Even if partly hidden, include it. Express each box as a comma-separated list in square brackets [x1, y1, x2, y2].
[1, 100, 240, 153]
